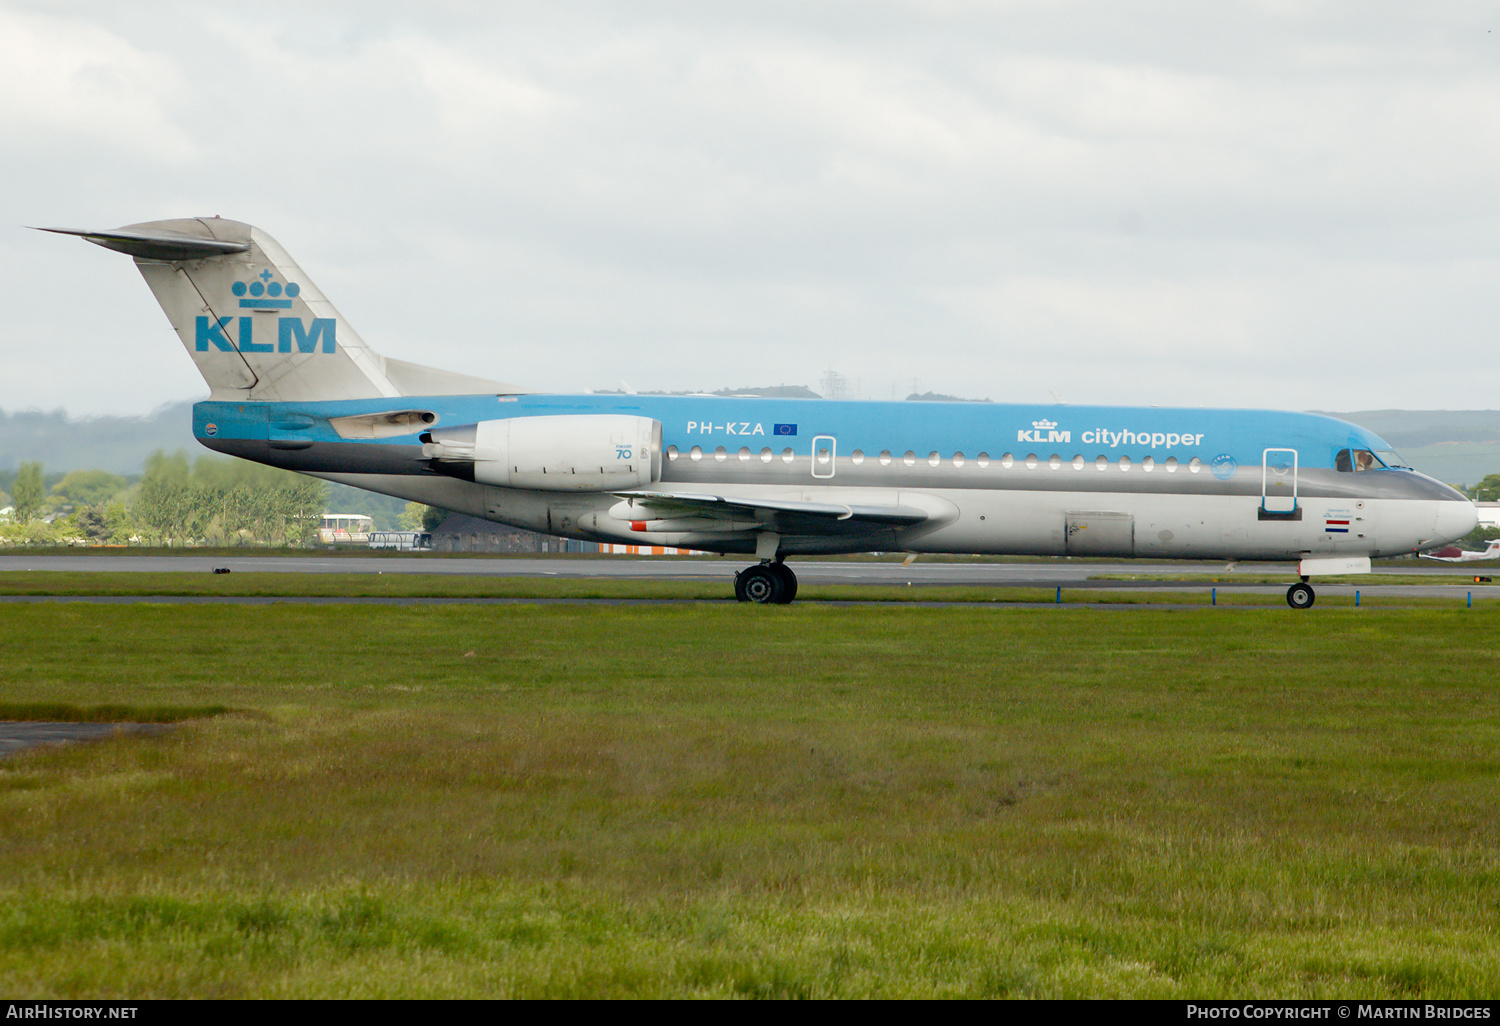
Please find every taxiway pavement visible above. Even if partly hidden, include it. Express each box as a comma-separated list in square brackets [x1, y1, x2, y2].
[0, 553, 1493, 602]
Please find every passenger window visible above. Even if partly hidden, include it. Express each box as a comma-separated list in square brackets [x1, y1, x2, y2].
[715, 446, 727, 461]
[1096, 455, 1108, 471]
[690, 446, 703, 462]
[879, 450, 892, 466]
[1165, 456, 1178, 472]
[1142, 456, 1154, 472]
[760, 447, 773, 463]
[851, 449, 865, 464]
[1025, 453, 1038, 469]
[977, 452, 990, 467]
[903, 451, 917, 466]
[952, 452, 965, 467]
[1119, 455, 1131, 471]
[781, 448, 794, 463]
[1048, 454, 1061, 470]
[1072, 455, 1084, 470]
[928, 451, 941, 467]
[738, 446, 751, 461]
[1188, 457, 1202, 473]
[1000, 453, 1014, 469]
[667, 445, 679, 462]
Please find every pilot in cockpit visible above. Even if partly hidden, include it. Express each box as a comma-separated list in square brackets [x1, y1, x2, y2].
[1337, 448, 1381, 473]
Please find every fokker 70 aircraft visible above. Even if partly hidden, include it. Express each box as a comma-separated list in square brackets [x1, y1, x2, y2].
[43, 218, 1477, 607]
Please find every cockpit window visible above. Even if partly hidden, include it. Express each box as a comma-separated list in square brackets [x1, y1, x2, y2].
[1337, 447, 1409, 472]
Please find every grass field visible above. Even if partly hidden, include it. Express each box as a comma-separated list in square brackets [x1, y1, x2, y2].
[2, 596, 1499, 997]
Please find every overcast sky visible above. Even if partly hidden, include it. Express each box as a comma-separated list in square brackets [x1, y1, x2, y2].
[3, 0, 1498, 417]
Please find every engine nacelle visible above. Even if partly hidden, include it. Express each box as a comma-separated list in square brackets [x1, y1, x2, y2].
[421, 414, 661, 492]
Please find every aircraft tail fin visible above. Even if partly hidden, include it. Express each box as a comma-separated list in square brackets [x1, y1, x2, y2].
[39, 218, 526, 402]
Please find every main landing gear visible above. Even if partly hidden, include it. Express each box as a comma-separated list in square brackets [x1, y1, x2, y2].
[735, 561, 799, 604]
[1286, 578, 1315, 610]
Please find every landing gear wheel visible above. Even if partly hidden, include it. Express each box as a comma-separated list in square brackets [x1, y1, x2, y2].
[771, 562, 798, 604]
[1286, 582, 1315, 610]
[737, 563, 785, 604]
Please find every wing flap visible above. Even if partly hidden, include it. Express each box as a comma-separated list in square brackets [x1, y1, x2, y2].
[611, 490, 930, 535]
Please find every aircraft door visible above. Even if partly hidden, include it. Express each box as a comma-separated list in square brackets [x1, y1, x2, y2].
[1065, 512, 1135, 556]
[812, 435, 836, 479]
[1262, 448, 1298, 514]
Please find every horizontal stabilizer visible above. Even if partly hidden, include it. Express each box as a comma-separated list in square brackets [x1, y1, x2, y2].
[34, 226, 250, 261]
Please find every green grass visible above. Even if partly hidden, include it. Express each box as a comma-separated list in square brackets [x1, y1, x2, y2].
[2, 602, 1500, 996]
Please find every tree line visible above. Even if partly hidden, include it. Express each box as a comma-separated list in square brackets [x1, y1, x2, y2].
[1460, 474, 1500, 545]
[1, 451, 329, 547]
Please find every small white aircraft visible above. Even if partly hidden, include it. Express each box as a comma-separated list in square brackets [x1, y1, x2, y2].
[42, 218, 1479, 607]
[1421, 539, 1500, 562]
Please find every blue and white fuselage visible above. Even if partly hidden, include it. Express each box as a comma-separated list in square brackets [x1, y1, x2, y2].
[189, 392, 1473, 562]
[45, 217, 1476, 605]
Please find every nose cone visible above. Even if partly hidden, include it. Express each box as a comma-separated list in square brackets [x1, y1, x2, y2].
[1434, 500, 1479, 545]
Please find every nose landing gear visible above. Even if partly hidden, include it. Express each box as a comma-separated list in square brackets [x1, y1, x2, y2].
[1286, 578, 1315, 609]
[734, 561, 799, 604]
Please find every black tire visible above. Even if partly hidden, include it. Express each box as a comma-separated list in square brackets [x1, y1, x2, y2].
[733, 569, 750, 603]
[771, 563, 798, 604]
[1286, 582, 1315, 610]
[739, 564, 784, 604]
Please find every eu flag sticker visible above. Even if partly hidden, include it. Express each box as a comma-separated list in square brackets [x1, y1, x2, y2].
[773, 423, 798, 436]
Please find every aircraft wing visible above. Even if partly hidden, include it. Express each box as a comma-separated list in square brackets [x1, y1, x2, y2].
[610, 490, 930, 535]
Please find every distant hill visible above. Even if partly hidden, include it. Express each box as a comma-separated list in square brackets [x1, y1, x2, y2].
[907, 391, 992, 403]
[591, 384, 824, 398]
[715, 385, 823, 399]
[1317, 411, 1500, 487]
[0, 402, 199, 475]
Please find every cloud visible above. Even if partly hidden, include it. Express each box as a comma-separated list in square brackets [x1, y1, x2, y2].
[0, 7, 194, 162]
[5, 1, 1500, 414]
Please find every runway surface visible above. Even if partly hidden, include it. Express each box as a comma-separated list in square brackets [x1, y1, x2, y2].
[0, 553, 1494, 602]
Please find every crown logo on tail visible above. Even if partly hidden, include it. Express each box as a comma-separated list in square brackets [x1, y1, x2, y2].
[232, 268, 301, 309]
